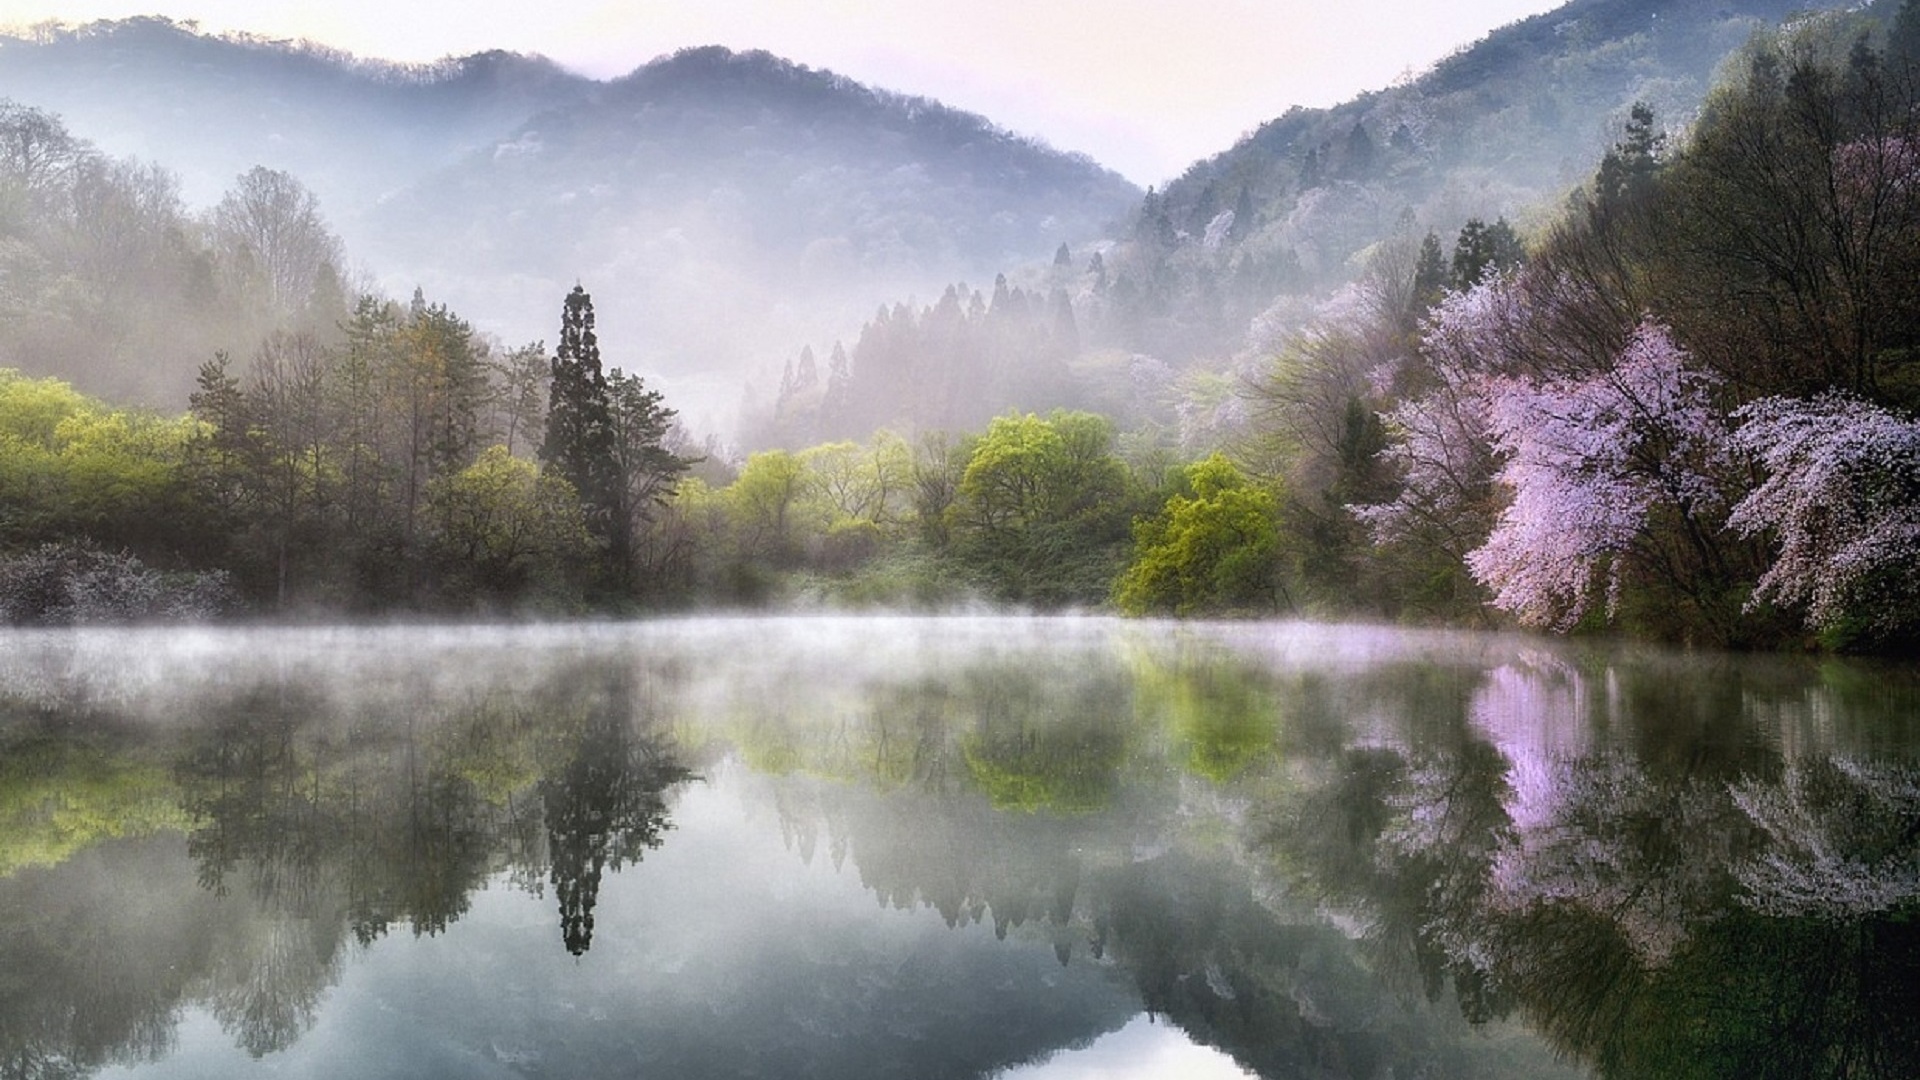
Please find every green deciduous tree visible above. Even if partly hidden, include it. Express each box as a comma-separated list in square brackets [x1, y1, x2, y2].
[426, 445, 591, 605]
[1115, 454, 1281, 615]
[952, 410, 1132, 605]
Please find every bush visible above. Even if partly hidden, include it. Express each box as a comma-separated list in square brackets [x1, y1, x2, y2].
[0, 542, 236, 625]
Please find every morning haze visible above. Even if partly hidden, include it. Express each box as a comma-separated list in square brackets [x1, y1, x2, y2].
[3, 3, 1920, 1074]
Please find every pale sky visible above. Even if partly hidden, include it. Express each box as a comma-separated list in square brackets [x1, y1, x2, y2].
[0, 0, 1566, 185]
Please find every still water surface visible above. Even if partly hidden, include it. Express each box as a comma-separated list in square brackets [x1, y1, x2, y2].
[3, 617, 1917, 1079]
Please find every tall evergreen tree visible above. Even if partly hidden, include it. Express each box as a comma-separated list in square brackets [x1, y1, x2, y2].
[541, 286, 614, 545]
[1451, 217, 1525, 288]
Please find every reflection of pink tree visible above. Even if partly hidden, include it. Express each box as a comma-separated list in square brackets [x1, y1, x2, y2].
[1732, 758, 1920, 918]
[1728, 392, 1920, 638]
[1465, 321, 1734, 630]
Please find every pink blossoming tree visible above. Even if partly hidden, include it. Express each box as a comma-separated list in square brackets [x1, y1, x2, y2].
[1464, 321, 1736, 631]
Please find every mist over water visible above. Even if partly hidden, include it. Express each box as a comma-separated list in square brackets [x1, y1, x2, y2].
[3, 616, 1918, 1078]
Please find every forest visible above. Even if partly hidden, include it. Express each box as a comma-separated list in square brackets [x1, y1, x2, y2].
[1, 5, 1918, 651]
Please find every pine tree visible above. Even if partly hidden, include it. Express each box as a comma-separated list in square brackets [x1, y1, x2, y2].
[541, 286, 614, 545]
[821, 341, 854, 437]
[795, 344, 819, 391]
[1230, 186, 1256, 243]
[1594, 102, 1665, 214]
[1451, 218, 1525, 288]
[1413, 231, 1449, 309]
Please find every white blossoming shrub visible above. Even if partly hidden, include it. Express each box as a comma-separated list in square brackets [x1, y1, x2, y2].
[1728, 392, 1920, 646]
[0, 542, 236, 625]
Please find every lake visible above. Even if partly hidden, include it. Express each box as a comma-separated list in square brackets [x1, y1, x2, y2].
[2, 616, 1916, 1079]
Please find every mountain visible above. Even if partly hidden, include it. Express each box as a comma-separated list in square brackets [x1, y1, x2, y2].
[0, 22, 1139, 428]
[0, 18, 593, 209]
[358, 46, 1140, 417]
[1085, 0, 1871, 366]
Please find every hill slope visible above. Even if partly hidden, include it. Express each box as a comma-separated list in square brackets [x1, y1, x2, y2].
[360, 46, 1139, 404]
[1087, 0, 1865, 364]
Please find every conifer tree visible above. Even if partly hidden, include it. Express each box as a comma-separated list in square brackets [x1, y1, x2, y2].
[541, 286, 614, 541]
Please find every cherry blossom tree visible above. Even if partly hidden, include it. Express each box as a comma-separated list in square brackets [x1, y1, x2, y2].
[1353, 279, 1517, 562]
[1464, 321, 1735, 631]
[1727, 392, 1920, 642]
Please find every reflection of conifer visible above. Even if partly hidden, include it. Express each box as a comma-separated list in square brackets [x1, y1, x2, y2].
[541, 689, 690, 956]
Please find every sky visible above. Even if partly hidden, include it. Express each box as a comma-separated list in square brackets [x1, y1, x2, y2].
[0, 0, 1566, 184]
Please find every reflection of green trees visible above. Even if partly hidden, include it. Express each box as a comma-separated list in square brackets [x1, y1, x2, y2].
[1126, 641, 1282, 782]
[0, 737, 183, 877]
[959, 667, 1133, 813]
[173, 671, 693, 963]
[0, 664, 693, 1071]
[721, 652, 1143, 814]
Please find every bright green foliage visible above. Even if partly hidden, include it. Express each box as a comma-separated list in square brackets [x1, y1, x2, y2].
[952, 410, 1132, 605]
[1129, 644, 1283, 782]
[1115, 454, 1280, 615]
[0, 370, 198, 554]
[959, 669, 1133, 813]
[0, 740, 186, 876]
[426, 445, 591, 604]
[727, 449, 816, 565]
[799, 433, 912, 532]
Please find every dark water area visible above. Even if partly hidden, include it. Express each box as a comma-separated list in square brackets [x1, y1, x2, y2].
[1, 617, 1917, 1079]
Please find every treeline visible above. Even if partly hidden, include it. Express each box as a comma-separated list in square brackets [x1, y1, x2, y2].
[1241, 11, 1920, 650]
[754, 272, 1083, 446]
[0, 280, 697, 617]
[0, 99, 347, 406]
[636, 405, 1281, 615]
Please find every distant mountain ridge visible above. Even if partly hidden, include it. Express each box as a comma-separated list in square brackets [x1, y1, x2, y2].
[0, 17, 594, 207]
[362, 45, 1138, 375]
[0, 20, 1138, 426]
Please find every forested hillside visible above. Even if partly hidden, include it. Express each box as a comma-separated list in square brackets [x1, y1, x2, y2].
[0, 17, 592, 207]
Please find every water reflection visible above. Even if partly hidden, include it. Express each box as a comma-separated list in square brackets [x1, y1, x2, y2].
[0, 620, 1916, 1077]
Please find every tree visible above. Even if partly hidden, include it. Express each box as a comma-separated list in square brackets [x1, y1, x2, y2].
[1727, 392, 1920, 647]
[1593, 102, 1666, 214]
[0, 100, 91, 202]
[242, 330, 336, 607]
[604, 369, 689, 590]
[541, 286, 614, 546]
[1656, 31, 1920, 403]
[1450, 217, 1525, 289]
[207, 166, 343, 319]
[1115, 454, 1280, 615]
[952, 411, 1131, 605]
[426, 446, 590, 603]
[489, 341, 548, 459]
[1464, 321, 1738, 634]
[726, 450, 811, 565]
